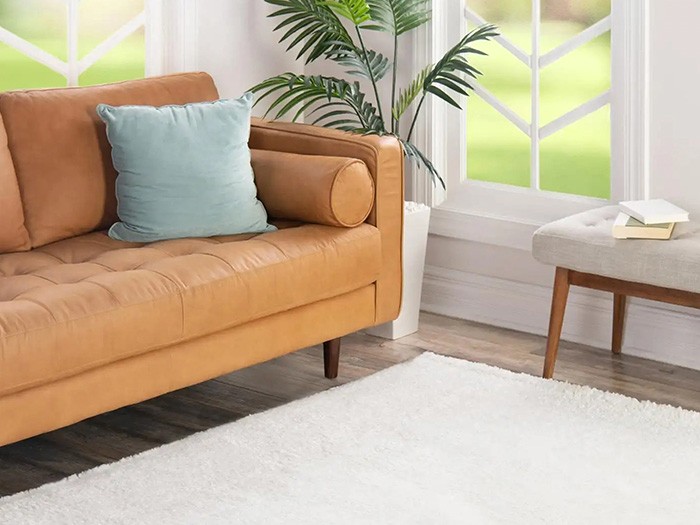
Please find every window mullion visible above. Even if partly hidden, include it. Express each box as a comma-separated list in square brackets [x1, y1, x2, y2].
[66, 0, 80, 86]
[144, 0, 163, 76]
[530, 0, 541, 190]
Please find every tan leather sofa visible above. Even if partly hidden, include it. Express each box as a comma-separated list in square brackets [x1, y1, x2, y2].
[0, 73, 403, 446]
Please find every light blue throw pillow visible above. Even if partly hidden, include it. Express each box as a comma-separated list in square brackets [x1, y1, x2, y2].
[97, 93, 275, 243]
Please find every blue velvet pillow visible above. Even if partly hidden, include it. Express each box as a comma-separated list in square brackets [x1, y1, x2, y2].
[97, 94, 275, 243]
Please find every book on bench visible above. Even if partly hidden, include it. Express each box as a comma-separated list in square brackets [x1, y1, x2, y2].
[612, 212, 675, 240]
[619, 199, 689, 225]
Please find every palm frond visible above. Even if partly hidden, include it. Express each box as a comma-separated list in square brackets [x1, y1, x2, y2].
[393, 65, 431, 121]
[423, 23, 499, 109]
[265, 0, 354, 63]
[400, 138, 445, 189]
[317, 0, 389, 127]
[331, 46, 391, 81]
[365, 0, 431, 35]
[250, 73, 385, 133]
[265, 0, 390, 83]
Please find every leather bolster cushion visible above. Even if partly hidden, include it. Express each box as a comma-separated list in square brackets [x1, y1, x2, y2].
[251, 149, 375, 228]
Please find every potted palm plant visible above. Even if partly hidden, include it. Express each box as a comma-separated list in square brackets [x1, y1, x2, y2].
[251, 0, 497, 338]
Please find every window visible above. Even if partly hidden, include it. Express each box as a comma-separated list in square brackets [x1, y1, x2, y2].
[413, 0, 647, 248]
[0, 0, 153, 92]
[465, 0, 611, 199]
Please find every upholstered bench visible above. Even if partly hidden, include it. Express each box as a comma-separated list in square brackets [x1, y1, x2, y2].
[532, 205, 700, 378]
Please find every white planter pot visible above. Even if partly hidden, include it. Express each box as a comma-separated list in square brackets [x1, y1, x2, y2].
[366, 201, 431, 340]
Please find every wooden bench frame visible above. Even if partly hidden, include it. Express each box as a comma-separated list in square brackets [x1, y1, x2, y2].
[543, 267, 700, 378]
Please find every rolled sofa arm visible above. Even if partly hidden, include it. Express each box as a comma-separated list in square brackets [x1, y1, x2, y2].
[249, 118, 404, 325]
[251, 149, 375, 228]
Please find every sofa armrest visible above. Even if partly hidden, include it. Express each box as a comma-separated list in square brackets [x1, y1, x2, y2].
[251, 149, 374, 228]
[249, 118, 404, 325]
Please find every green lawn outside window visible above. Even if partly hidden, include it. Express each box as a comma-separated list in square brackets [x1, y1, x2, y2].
[466, 21, 611, 199]
[0, 1, 145, 92]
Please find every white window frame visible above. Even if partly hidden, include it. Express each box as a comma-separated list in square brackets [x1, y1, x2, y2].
[0, 0, 198, 87]
[153, 0, 199, 74]
[411, 0, 649, 251]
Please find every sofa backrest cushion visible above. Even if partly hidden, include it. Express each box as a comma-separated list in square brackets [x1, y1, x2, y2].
[0, 73, 219, 248]
[0, 113, 31, 253]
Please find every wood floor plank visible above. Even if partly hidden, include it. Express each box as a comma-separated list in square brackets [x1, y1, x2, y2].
[1, 311, 699, 496]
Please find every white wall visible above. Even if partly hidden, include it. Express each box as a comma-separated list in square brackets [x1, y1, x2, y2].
[422, 1, 700, 371]
[194, 0, 301, 111]
[648, 0, 700, 215]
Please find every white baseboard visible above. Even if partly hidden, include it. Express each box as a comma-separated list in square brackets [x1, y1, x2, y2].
[422, 265, 700, 371]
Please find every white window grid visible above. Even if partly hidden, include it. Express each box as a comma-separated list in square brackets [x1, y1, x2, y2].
[465, 0, 612, 191]
[0, 0, 162, 87]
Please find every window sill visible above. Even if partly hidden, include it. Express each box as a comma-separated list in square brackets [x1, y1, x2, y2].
[430, 181, 608, 251]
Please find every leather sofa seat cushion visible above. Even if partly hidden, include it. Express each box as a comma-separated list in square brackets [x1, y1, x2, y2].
[0, 113, 30, 253]
[0, 73, 219, 248]
[0, 223, 381, 396]
[252, 149, 374, 227]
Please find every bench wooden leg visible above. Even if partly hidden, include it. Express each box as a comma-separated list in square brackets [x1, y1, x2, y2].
[543, 267, 570, 379]
[323, 338, 340, 379]
[612, 294, 626, 355]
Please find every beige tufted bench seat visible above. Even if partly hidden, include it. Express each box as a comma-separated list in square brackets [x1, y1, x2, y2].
[532, 205, 700, 378]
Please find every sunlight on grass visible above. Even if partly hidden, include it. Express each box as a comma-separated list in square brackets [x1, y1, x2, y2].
[78, 33, 144, 87]
[540, 106, 610, 198]
[0, 1, 145, 91]
[467, 21, 611, 199]
[0, 38, 144, 92]
[467, 95, 530, 188]
[0, 42, 66, 90]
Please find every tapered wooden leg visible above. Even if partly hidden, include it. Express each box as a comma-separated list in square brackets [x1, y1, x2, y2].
[323, 338, 340, 379]
[612, 293, 626, 355]
[543, 267, 570, 379]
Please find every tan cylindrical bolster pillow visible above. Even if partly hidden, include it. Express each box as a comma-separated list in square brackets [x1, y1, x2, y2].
[251, 149, 375, 227]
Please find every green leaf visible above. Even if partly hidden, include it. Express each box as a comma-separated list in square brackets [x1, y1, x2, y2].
[321, 0, 371, 25]
[250, 73, 385, 134]
[265, 0, 355, 64]
[423, 23, 498, 108]
[400, 138, 445, 189]
[365, 0, 431, 35]
[392, 65, 430, 121]
[330, 46, 391, 81]
[425, 85, 460, 109]
[433, 77, 469, 97]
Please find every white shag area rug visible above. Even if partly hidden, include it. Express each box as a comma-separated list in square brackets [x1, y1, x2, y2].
[2, 353, 700, 524]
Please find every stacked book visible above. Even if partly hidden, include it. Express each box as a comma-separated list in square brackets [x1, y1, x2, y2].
[613, 199, 689, 240]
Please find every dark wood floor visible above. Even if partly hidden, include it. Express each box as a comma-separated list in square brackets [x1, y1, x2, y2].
[2, 312, 700, 497]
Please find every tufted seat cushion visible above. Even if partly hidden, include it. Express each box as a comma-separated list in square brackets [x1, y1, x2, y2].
[0, 222, 381, 396]
[533, 205, 700, 293]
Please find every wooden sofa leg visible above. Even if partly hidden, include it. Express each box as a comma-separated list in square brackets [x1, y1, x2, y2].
[612, 294, 626, 355]
[543, 267, 570, 379]
[323, 338, 341, 379]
